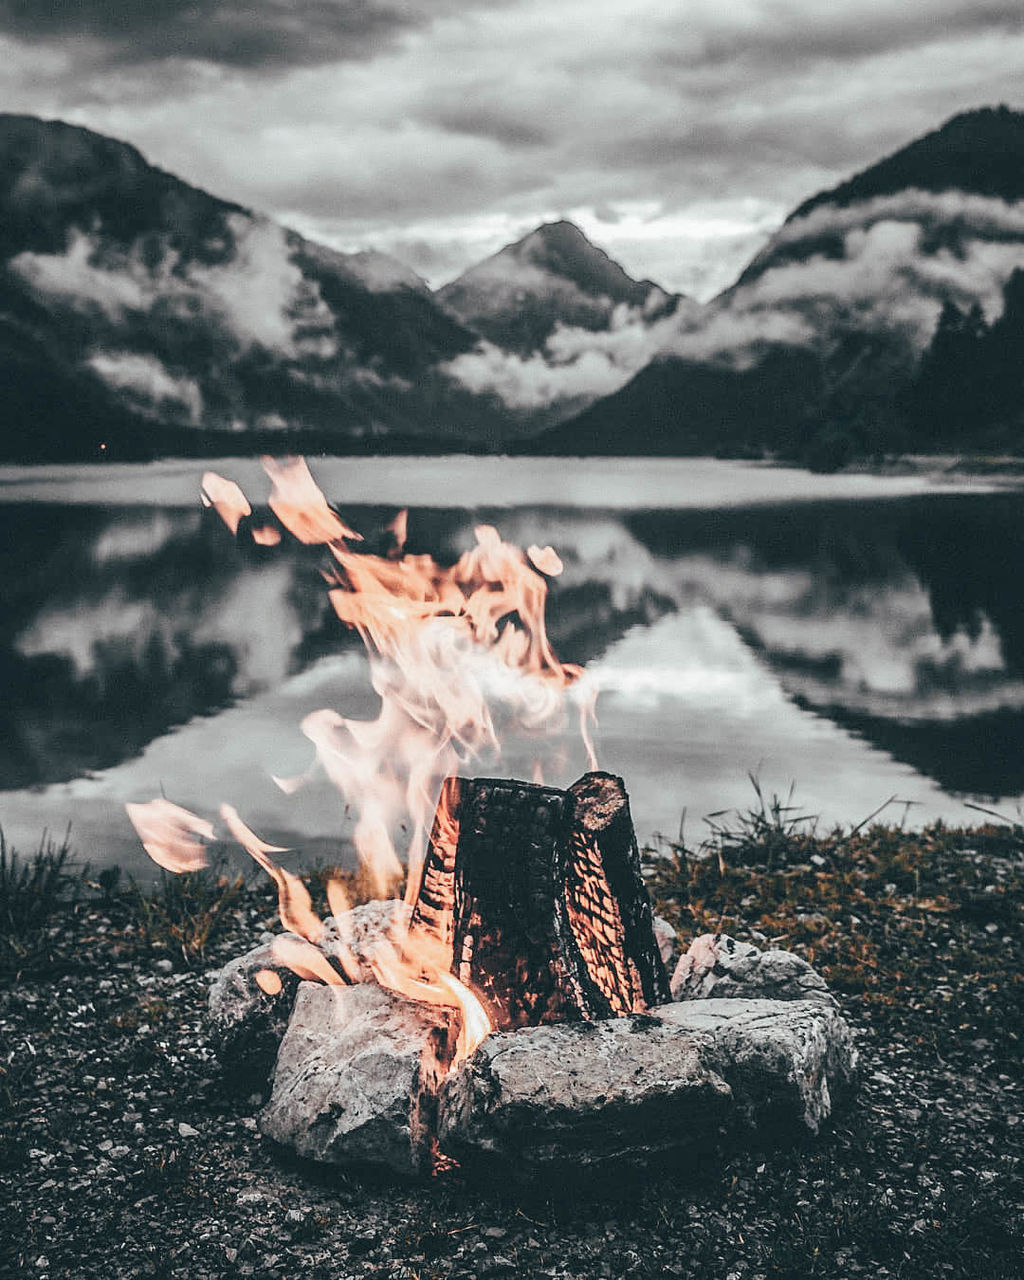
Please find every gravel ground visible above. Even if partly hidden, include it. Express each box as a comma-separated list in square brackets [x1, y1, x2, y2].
[1, 824, 1021, 1279]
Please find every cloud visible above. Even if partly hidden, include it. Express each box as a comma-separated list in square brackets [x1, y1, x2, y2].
[87, 351, 203, 423]
[0, 1, 453, 70]
[751, 190, 1024, 268]
[441, 304, 681, 410]
[11, 216, 338, 358]
[0, 1, 1022, 294]
[664, 192, 1024, 363]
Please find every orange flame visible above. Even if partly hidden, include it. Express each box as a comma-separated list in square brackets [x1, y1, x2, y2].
[264, 457, 361, 545]
[201, 472, 251, 535]
[219, 803, 325, 944]
[133, 456, 601, 1070]
[255, 969, 283, 996]
[370, 925, 491, 1064]
[125, 798, 215, 872]
[271, 934, 350, 985]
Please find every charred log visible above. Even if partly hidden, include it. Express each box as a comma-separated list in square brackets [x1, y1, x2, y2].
[565, 772, 672, 1013]
[412, 771, 669, 1030]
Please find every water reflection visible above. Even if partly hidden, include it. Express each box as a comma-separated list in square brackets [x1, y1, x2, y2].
[2, 470, 1024, 873]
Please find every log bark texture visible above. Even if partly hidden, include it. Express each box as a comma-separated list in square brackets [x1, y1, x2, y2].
[412, 771, 670, 1030]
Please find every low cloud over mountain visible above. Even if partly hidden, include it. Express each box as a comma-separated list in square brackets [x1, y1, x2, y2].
[438, 220, 688, 418]
[0, 114, 501, 460]
[536, 107, 1024, 459]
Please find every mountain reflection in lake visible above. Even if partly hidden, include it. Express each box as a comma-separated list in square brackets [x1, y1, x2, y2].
[2, 458, 1022, 877]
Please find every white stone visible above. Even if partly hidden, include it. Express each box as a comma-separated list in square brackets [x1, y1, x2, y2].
[260, 982, 453, 1176]
[652, 915, 678, 968]
[671, 933, 835, 1006]
[655, 997, 857, 1134]
[438, 1015, 732, 1172]
[207, 899, 410, 1071]
[319, 898, 411, 981]
[207, 935, 300, 1070]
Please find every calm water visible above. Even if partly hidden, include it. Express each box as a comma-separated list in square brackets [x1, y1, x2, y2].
[2, 456, 1023, 879]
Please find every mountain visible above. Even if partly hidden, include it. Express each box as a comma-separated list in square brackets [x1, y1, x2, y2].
[0, 114, 504, 461]
[438, 220, 680, 355]
[434, 220, 691, 428]
[532, 107, 1024, 461]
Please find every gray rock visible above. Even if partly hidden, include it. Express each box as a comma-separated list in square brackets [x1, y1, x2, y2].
[656, 997, 858, 1133]
[207, 899, 409, 1078]
[671, 932, 835, 1006]
[652, 915, 678, 968]
[207, 935, 302, 1077]
[318, 898, 411, 982]
[261, 982, 454, 1176]
[438, 1015, 732, 1173]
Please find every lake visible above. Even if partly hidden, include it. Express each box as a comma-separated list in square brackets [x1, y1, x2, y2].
[2, 455, 1023, 880]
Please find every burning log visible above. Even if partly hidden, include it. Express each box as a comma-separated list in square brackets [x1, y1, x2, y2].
[412, 770, 670, 1030]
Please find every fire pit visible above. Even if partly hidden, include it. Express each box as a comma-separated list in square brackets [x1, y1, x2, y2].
[208, 769, 855, 1177]
[127, 458, 857, 1181]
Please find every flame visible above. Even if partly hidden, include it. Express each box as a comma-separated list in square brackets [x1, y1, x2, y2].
[264, 457, 361, 545]
[255, 969, 283, 996]
[125, 799, 214, 872]
[132, 456, 601, 1074]
[219, 803, 324, 944]
[325, 876, 351, 918]
[271, 934, 349, 985]
[370, 924, 491, 1064]
[201, 472, 251, 535]
[527, 544, 563, 576]
[386, 509, 408, 556]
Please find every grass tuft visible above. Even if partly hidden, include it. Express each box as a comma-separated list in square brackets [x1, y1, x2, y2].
[128, 861, 248, 967]
[0, 826, 83, 973]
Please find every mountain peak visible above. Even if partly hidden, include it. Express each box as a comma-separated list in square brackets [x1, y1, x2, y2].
[502, 219, 652, 301]
[438, 220, 678, 355]
[790, 104, 1024, 222]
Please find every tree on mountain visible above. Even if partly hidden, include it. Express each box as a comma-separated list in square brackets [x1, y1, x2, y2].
[984, 268, 1024, 433]
[907, 299, 990, 444]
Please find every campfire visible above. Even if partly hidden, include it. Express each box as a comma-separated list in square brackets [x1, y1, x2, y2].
[127, 458, 856, 1178]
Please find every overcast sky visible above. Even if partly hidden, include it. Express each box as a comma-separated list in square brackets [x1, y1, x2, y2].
[1, 1, 1022, 298]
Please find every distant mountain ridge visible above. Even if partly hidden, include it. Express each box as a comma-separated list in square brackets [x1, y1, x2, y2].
[0, 114, 501, 460]
[3, 107, 1023, 464]
[535, 106, 1024, 462]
